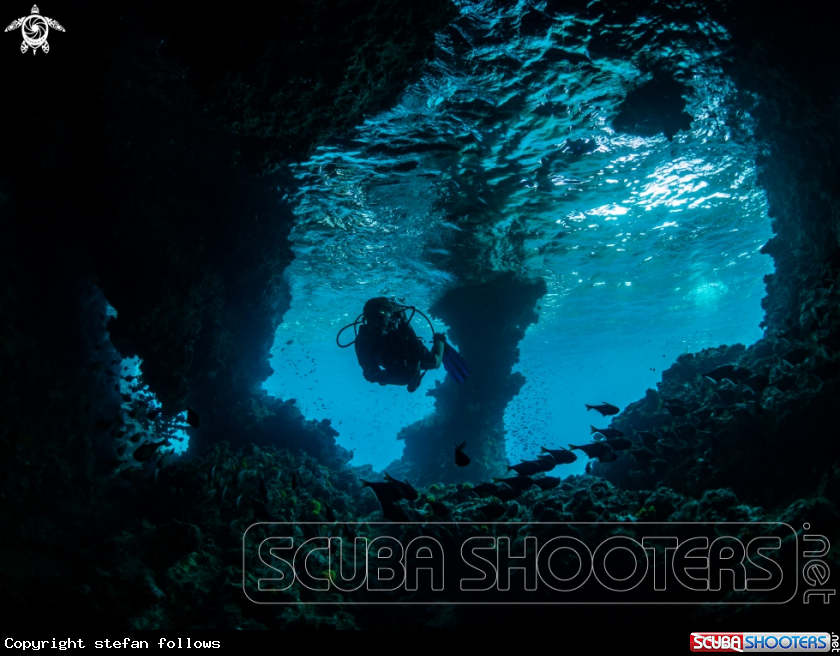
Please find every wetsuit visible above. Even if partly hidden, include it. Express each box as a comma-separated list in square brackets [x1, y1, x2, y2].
[354, 321, 437, 389]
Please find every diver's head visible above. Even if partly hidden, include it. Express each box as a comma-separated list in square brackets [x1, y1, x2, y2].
[364, 297, 402, 336]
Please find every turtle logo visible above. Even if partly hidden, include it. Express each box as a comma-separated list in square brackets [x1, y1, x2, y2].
[5, 5, 65, 55]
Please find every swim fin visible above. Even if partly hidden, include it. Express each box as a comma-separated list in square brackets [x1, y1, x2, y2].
[442, 344, 470, 383]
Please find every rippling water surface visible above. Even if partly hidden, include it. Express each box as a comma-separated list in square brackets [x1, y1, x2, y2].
[264, 0, 774, 471]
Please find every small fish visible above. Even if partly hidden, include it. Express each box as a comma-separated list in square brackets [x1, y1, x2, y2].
[384, 472, 419, 501]
[129, 432, 142, 443]
[361, 480, 405, 504]
[132, 439, 168, 463]
[603, 437, 633, 451]
[533, 476, 561, 491]
[147, 409, 161, 420]
[585, 402, 620, 416]
[380, 501, 411, 522]
[427, 500, 451, 517]
[469, 482, 499, 498]
[116, 443, 127, 456]
[479, 504, 506, 520]
[585, 461, 591, 475]
[286, 339, 294, 345]
[455, 441, 471, 467]
[507, 460, 545, 476]
[186, 407, 200, 428]
[291, 473, 299, 490]
[492, 475, 535, 491]
[539, 446, 577, 464]
[591, 426, 624, 439]
[568, 442, 614, 459]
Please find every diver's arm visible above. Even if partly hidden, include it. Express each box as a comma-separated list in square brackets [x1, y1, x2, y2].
[415, 332, 445, 370]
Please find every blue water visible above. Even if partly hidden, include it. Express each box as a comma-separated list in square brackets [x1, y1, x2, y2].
[263, 0, 774, 475]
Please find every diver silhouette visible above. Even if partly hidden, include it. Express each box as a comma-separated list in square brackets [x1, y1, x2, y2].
[336, 297, 470, 393]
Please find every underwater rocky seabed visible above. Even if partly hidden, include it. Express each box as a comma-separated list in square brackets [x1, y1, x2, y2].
[0, 0, 838, 631]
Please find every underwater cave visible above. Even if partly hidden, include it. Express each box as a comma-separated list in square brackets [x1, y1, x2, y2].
[0, 0, 838, 635]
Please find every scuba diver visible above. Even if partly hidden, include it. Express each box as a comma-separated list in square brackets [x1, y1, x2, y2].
[336, 297, 470, 393]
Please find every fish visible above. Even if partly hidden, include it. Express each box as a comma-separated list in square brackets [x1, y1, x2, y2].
[116, 443, 127, 456]
[603, 437, 633, 451]
[692, 407, 715, 423]
[770, 375, 797, 392]
[598, 451, 618, 463]
[539, 446, 577, 464]
[380, 502, 411, 522]
[492, 476, 535, 491]
[129, 432, 142, 443]
[361, 480, 405, 504]
[490, 483, 521, 502]
[810, 360, 840, 383]
[714, 389, 741, 405]
[591, 426, 624, 439]
[132, 439, 168, 463]
[324, 502, 337, 522]
[186, 407, 200, 428]
[629, 447, 655, 465]
[585, 461, 591, 475]
[427, 500, 451, 517]
[743, 374, 770, 394]
[147, 409, 161, 420]
[291, 473, 299, 490]
[636, 431, 660, 447]
[703, 364, 752, 383]
[479, 504, 506, 520]
[673, 424, 697, 438]
[383, 472, 419, 501]
[585, 402, 620, 416]
[507, 460, 546, 476]
[469, 482, 499, 498]
[535, 454, 556, 472]
[533, 476, 561, 491]
[663, 404, 689, 417]
[782, 348, 809, 367]
[455, 441, 471, 467]
[568, 442, 614, 459]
